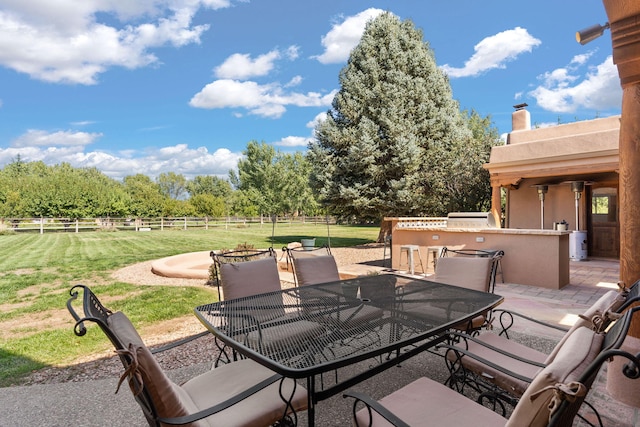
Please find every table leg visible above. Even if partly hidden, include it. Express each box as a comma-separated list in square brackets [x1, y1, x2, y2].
[307, 375, 316, 427]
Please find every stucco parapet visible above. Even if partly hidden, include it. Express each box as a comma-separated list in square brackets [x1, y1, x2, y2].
[507, 116, 620, 145]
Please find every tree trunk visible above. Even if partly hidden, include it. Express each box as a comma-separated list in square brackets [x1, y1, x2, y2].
[377, 219, 393, 243]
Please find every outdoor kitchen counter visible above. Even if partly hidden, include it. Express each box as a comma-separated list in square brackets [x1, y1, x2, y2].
[386, 218, 570, 289]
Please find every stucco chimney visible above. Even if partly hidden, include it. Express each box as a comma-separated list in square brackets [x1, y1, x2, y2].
[512, 103, 531, 131]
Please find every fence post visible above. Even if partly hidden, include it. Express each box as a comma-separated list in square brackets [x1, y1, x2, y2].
[161, 217, 164, 231]
[76, 219, 79, 233]
[40, 217, 44, 234]
[184, 217, 187, 230]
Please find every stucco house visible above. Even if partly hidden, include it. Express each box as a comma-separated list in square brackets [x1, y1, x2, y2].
[485, 106, 620, 259]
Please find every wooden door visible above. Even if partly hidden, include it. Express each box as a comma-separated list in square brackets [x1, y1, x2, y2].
[589, 187, 620, 258]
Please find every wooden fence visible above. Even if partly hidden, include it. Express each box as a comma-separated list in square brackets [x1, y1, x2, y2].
[0, 216, 338, 234]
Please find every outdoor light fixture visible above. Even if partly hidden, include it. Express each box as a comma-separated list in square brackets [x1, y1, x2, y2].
[576, 22, 610, 45]
[536, 185, 548, 229]
[570, 181, 585, 230]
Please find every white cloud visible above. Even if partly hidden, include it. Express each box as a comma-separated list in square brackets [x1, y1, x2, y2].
[529, 55, 621, 113]
[273, 136, 311, 147]
[1, 130, 242, 179]
[307, 112, 327, 129]
[189, 79, 336, 118]
[12, 129, 103, 147]
[285, 75, 303, 87]
[0, 0, 231, 84]
[441, 27, 541, 78]
[314, 8, 385, 64]
[70, 120, 96, 126]
[214, 45, 299, 80]
[215, 50, 280, 79]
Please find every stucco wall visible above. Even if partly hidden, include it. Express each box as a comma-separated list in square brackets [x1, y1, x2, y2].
[388, 220, 570, 289]
[507, 183, 584, 230]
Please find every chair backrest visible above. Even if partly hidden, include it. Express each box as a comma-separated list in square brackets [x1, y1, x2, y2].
[292, 254, 340, 287]
[616, 278, 640, 312]
[67, 285, 184, 426]
[544, 288, 627, 363]
[285, 245, 337, 286]
[211, 248, 278, 300]
[434, 256, 493, 292]
[217, 256, 282, 300]
[506, 306, 638, 427]
[440, 247, 503, 292]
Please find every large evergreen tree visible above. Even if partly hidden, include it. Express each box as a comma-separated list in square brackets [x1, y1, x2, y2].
[308, 12, 473, 237]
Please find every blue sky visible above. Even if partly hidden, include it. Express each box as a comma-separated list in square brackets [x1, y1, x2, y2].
[0, 0, 620, 180]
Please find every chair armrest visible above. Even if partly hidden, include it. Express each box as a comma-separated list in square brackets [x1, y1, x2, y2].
[150, 331, 210, 354]
[447, 331, 546, 367]
[158, 374, 282, 425]
[441, 342, 536, 383]
[343, 391, 411, 427]
[492, 308, 569, 339]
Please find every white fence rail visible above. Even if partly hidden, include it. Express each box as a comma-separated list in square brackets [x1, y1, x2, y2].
[0, 216, 338, 234]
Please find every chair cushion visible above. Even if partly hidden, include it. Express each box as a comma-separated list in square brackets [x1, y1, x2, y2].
[107, 311, 146, 349]
[182, 358, 308, 427]
[545, 290, 622, 363]
[450, 332, 547, 396]
[505, 326, 603, 427]
[129, 344, 207, 427]
[219, 257, 281, 300]
[293, 254, 340, 287]
[355, 376, 506, 426]
[434, 256, 492, 292]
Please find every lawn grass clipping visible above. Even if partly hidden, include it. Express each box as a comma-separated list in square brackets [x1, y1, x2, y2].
[0, 224, 377, 385]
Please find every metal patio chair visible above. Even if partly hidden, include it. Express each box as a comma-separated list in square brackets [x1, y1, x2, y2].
[210, 250, 325, 366]
[441, 280, 636, 423]
[344, 306, 640, 427]
[66, 284, 308, 427]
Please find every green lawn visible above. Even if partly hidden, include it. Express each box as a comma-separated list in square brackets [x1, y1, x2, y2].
[0, 224, 378, 386]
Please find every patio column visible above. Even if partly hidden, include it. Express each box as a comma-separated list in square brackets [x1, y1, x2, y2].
[490, 184, 502, 228]
[601, 0, 640, 336]
[602, 0, 640, 408]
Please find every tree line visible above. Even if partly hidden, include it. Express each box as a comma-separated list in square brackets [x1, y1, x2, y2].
[0, 143, 317, 220]
[0, 13, 501, 231]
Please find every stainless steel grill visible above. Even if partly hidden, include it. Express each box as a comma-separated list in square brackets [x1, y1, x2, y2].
[446, 212, 496, 229]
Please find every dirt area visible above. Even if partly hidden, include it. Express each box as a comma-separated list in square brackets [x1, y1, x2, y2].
[16, 244, 385, 386]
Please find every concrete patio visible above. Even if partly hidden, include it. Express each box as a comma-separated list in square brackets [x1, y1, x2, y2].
[1, 258, 638, 426]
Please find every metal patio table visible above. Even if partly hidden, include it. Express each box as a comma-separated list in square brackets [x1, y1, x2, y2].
[195, 273, 503, 426]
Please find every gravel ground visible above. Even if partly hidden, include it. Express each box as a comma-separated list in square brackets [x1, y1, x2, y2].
[18, 244, 386, 386]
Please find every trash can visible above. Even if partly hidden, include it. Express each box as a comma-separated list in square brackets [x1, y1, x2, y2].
[569, 231, 587, 261]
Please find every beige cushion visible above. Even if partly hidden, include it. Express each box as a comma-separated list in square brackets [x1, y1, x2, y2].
[293, 254, 340, 286]
[452, 291, 621, 397]
[131, 344, 208, 427]
[355, 376, 506, 426]
[505, 327, 603, 427]
[434, 256, 492, 292]
[433, 256, 493, 331]
[182, 359, 308, 427]
[451, 332, 547, 396]
[219, 257, 281, 300]
[545, 290, 622, 363]
[131, 345, 307, 427]
[356, 327, 602, 427]
[107, 311, 145, 349]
